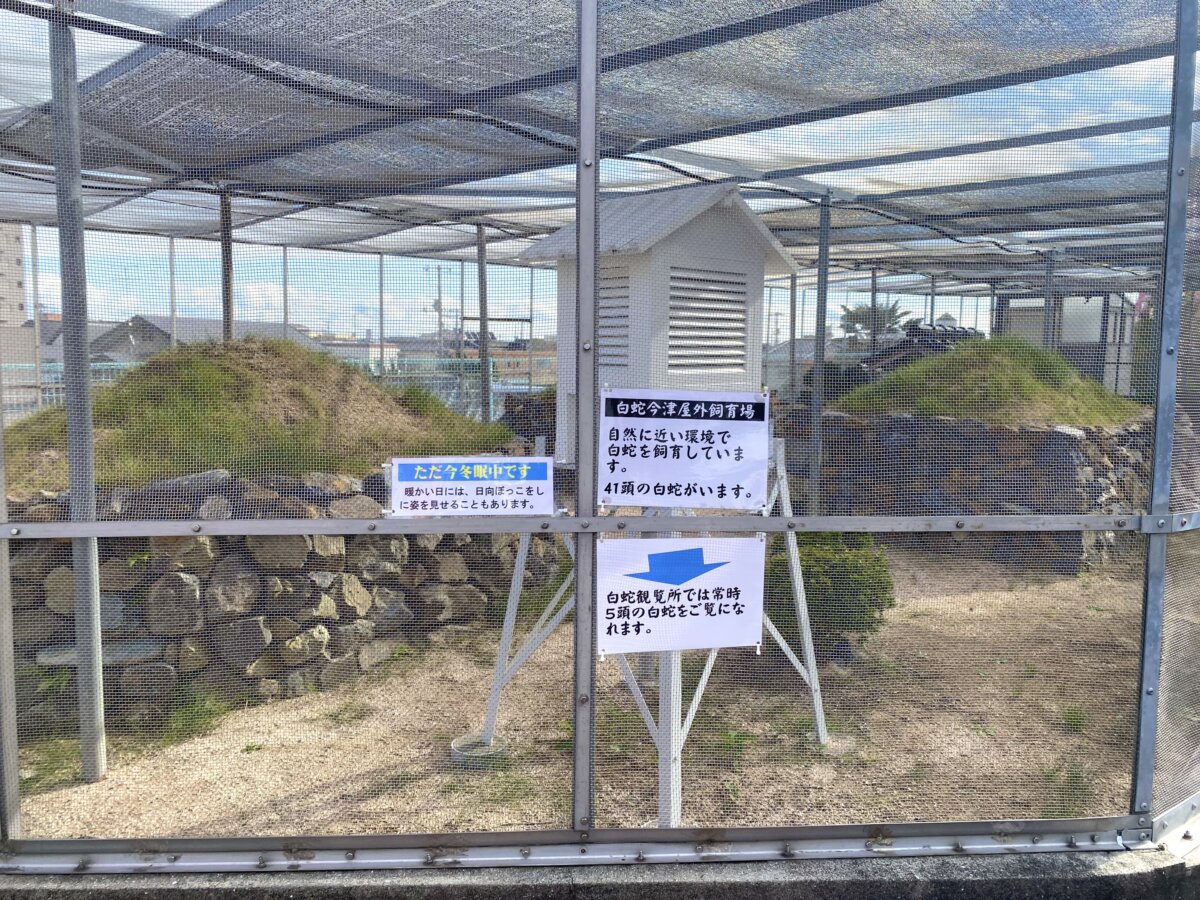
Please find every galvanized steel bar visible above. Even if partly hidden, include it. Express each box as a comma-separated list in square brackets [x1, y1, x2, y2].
[657, 649, 683, 827]
[168, 235, 177, 349]
[1042, 252, 1056, 349]
[0, 823, 1136, 873]
[787, 273, 797, 396]
[572, 0, 599, 833]
[0, 306, 19, 840]
[48, 0, 106, 783]
[281, 245, 289, 337]
[0, 512, 1143, 540]
[28, 224, 43, 408]
[476, 224, 492, 423]
[869, 268, 878, 356]
[377, 254, 385, 377]
[219, 191, 233, 342]
[807, 195, 830, 514]
[1132, 0, 1196, 817]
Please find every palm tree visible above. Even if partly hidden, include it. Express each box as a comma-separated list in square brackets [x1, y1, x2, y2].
[839, 300, 911, 336]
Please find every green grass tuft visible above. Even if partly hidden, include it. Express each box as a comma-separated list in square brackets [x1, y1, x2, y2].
[160, 687, 233, 746]
[1062, 706, 1089, 734]
[5, 338, 512, 493]
[327, 700, 376, 726]
[834, 336, 1143, 426]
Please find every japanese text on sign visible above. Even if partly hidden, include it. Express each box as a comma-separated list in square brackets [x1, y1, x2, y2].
[387, 457, 554, 517]
[599, 388, 769, 510]
[597, 537, 765, 655]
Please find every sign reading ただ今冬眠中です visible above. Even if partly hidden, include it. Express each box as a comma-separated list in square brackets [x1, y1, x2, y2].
[387, 457, 554, 516]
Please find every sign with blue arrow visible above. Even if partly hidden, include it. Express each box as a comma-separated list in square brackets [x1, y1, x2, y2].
[597, 537, 765, 655]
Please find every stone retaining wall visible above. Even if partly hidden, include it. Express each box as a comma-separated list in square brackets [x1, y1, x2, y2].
[8, 472, 561, 735]
[782, 411, 1200, 571]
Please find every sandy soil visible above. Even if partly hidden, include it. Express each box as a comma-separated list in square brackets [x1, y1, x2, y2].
[21, 547, 1143, 838]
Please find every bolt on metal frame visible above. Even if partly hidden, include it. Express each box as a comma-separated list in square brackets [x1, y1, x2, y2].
[0, 0, 1198, 872]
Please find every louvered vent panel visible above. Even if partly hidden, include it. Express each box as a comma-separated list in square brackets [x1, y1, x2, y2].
[667, 266, 748, 370]
[598, 265, 630, 367]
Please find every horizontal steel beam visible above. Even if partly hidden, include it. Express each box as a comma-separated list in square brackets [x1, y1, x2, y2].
[0, 814, 1137, 874]
[0, 513, 1145, 540]
[766, 113, 1177, 181]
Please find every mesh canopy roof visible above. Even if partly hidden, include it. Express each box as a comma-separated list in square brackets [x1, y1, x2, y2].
[0, 0, 1185, 291]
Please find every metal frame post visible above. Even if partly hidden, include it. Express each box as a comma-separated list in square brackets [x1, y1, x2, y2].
[1042, 252, 1057, 349]
[787, 273, 797, 396]
[476, 225, 492, 423]
[437, 265, 445, 359]
[1134, 0, 1196, 818]
[281, 245, 289, 339]
[1100, 294, 1113, 388]
[219, 192, 233, 343]
[1116, 294, 1128, 393]
[377, 254, 385, 377]
[29, 224, 43, 408]
[869, 268, 878, 357]
[168, 236, 177, 349]
[808, 195, 831, 515]
[572, 0, 598, 832]
[48, 0, 106, 782]
[657, 649, 683, 827]
[0, 309, 19, 840]
[928, 275, 937, 325]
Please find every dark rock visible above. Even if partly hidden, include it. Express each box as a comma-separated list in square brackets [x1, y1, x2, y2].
[247, 534, 312, 571]
[150, 535, 218, 576]
[328, 495, 383, 519]
[205, 553, 261, 622]
[12, 607, 68, 647]
[146, 572, 204, 635]
[214, 616, 273, 670]
[362, 471, 389, 504]
[330, 619, 376, 656]
[120, 662, 178, 699]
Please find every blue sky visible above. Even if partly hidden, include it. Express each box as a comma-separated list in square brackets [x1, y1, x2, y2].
[1, 6, 1179, 343]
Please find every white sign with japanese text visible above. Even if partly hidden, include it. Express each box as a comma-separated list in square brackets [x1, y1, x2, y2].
[597, 537, 765, 656]
[598, 388, 770, 510]
[386, 457, 554, 517]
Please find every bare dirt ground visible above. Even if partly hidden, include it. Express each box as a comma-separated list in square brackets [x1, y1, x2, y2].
[21, 547, 1142, 838]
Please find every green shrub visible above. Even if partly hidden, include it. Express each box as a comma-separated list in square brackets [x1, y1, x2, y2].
[764, 532, 895, 652]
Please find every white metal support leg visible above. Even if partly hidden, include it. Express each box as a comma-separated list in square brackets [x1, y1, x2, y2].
[657, 650, 683, 827]
[473, 438, 579, 747]
[768, 437, 829, 744]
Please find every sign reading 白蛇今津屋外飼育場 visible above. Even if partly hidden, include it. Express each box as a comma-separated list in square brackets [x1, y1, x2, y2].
[386, 457, 554, 517]
[598, 388, 770, 510]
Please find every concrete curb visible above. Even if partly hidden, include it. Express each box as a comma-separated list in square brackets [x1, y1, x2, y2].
[0, 850, 1197, 899]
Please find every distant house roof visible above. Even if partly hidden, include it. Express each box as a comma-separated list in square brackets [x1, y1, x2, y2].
[131, 315, 324, 351]
[521, 183, 796, 276]
[41, 321, 124, 363]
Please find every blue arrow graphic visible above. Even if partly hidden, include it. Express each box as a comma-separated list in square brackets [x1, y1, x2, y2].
[626, 548, 728, 586]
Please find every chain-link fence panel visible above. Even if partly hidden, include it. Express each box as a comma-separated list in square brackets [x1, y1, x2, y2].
[13, 529, 574, 838]
[1173, 112, 1200, 512]
[1154, 530, 1200, 814]
[594, 530, 1142, 828]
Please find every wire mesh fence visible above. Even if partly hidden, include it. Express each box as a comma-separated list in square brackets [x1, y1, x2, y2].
[0, 0, 1198, 871]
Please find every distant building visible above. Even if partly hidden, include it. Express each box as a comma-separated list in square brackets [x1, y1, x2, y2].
[0, 223, 27, 326]
[43, 315, 324, 363]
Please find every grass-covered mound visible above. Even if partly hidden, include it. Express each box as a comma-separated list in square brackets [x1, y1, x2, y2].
[834, 336, 1143, 426]
[7, 338, 511, 492]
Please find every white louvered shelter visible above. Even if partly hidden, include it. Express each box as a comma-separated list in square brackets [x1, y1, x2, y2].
[523, 183, 797, 463]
